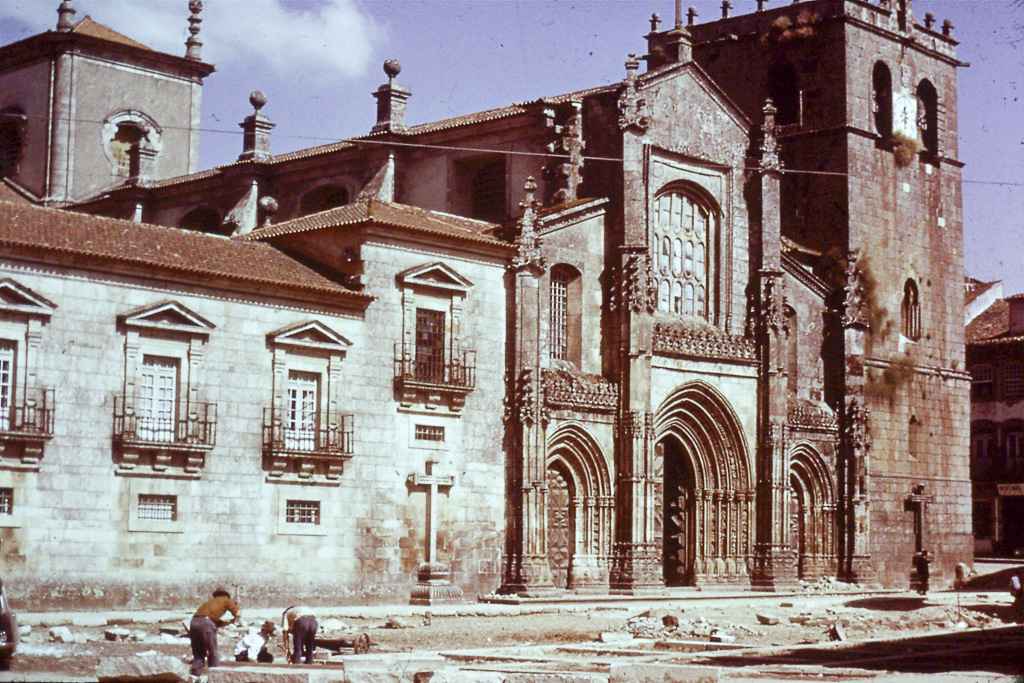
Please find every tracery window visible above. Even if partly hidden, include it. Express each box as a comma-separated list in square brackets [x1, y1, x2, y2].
[653, 189, 712, 319]
[901, 279, 921, 341]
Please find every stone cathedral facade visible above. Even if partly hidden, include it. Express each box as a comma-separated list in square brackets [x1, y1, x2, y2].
[0, 0, 970, 607]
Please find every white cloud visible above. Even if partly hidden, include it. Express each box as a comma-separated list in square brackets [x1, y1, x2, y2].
[1, 0, 380, 79]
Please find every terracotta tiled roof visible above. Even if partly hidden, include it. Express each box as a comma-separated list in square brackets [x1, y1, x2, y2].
[967, 298, 1012, 343]
[71, 16, 152, 51]
[0, 201, 369, 305]
[964, 277, 1000, 307]
[242, 198, 512, 249]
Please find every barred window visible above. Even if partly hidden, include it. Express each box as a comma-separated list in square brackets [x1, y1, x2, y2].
[286, 499, 320, 525]
[653, 190, 712, 320]
[415, 425, 445, 442]
[550, 271, 568, 361]
[971, 365, 994, 400]
[0, 488, 11, 516]
[1004, 363, 1023, 398]
[137, 494, 176, 522]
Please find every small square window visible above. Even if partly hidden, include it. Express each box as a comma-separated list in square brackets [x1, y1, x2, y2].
[415, 425, 445, 442]
[0, 488, 12, 516]
[137, 494, 176, 522]
[285, 499, 320, 525]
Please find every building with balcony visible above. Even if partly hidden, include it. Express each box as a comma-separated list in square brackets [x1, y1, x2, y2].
[0, 0, 971, 607]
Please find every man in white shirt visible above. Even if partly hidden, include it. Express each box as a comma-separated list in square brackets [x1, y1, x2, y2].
[234, 621, 276, 663]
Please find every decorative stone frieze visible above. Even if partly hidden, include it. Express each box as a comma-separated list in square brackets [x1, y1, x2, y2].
[623, 252, 658, 314]
[652, 321, 757, 362]
[788, 398, 839, 432]
[541, 368, 618, 414]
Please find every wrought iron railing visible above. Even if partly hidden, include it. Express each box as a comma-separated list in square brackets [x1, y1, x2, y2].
[262, 408, 353, 457]
[393, 344, 476, 390]
[0, 388, 54, 439]
[113, 396, 216, 447]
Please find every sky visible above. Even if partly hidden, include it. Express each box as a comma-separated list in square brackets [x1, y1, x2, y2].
[2, 0, 1022, 294]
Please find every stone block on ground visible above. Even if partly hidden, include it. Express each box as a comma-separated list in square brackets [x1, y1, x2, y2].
[72, 614, 111, 627]
[95, 653, 190, 683]
[756, 614, 779, 626]
[320, 617, 347, 632]
[49, 626, 73, 643]
[709, 631, 735, 643]
[206, 666, 314, 683]
[105, 627, 132, 641]
[610, 663, 719, 683]
[599, 631, 634, 643]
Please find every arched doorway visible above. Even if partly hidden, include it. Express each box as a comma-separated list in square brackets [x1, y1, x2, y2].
[790, 443, 837, 579]
[662, 437, 697, 585]
[546, 463, 575, 589]
[544, 423, 613, 590]
[655, 381, 753, 586]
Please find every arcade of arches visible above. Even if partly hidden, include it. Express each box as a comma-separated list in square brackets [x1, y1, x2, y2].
[540, 383, 838, 591]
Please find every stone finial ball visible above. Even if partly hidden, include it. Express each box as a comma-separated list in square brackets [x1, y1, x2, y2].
[249, 91, 267, 111]
[189, 0, 203, 13]
[258, 196, 278, 214]
[383, 59, 402, 79]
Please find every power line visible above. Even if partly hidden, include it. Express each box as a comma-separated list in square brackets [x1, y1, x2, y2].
[16, 114, 1024, 187]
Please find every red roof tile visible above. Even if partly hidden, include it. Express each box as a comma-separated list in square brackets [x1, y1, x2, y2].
[0, 201, 369, 306]
[967, 298, 1011, 343]
[71, 16, 153, 51]
[242, 198, 512, 250]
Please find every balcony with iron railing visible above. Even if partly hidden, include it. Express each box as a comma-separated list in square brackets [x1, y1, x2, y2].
[113, 396, 217, 448]
[262, 408, 353, 481]
[0, 388, 54, 443]
[113, 396, 216, 476]
[393, 344, 476, 411]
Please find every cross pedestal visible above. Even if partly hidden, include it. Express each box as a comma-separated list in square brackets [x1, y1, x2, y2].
[407, 458, 463, 605]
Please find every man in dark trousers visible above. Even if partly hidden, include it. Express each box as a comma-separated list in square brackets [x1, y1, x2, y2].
[283, 605, 318, 664]
[189, 586, 241, 675]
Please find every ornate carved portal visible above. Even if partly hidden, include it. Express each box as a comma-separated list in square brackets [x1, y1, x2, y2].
[655, 382, 754, 587]
[546, 465, 574, 589]
[790, 444, 838, 580]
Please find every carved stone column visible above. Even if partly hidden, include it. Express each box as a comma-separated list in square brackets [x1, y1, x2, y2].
[500, 179, 556, 596]
[838, 250, 878, 586]
[752, 102, 799, 590]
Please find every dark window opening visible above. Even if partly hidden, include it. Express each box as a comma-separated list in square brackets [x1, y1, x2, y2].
[286, 499, 320, 525]
[471, 160, 506, 221]
[916, 80, 938, 157]
[768, 61, 800, 126]
[971, 365, 995, 400]
[111, 123, 145, 177]
[179, 206, 222, 234]
[872, 62, 893, 139]
[300, 185, 349, 215]
[0, 108, 27, 178]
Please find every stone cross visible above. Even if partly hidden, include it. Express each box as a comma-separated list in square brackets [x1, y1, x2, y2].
[905, 484, 933, 551]
[408, 458, 453, 564]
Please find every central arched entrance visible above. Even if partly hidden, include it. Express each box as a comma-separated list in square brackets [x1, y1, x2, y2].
[655, 381, 753, 587]
[662, 437, 697, 585]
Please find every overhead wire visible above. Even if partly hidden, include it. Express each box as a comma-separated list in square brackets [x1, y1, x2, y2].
[12, 114, 1024, 186]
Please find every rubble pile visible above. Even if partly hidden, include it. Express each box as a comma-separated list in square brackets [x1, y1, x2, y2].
[799, 577, 863, 594]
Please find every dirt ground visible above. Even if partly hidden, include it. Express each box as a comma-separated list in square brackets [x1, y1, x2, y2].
[11, 585, 1020, 680]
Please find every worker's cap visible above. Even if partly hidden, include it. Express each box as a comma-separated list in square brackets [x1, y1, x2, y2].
[261, 620, 276, 633]
[212, 586, 231, 598]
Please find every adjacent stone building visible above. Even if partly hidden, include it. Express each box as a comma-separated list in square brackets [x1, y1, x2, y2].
[0, 0, 971, 608]
[965, 280, 1024, 557]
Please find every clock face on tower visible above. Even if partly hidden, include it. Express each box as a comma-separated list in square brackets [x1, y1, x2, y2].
[893, 89, 919, 138]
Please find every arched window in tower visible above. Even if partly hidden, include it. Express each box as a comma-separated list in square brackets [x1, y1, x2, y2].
[872, 62, 893, 139]
[768, 60, 800, 126]
[0, 107, 27, 178]
[652, 188, 715, 320]
[916, 79, 938, 157]
[901, 279, 921, 341]
[300, 184, 349, 216]
[549, 264, 582, 365]
[110, 123, 145, 177]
